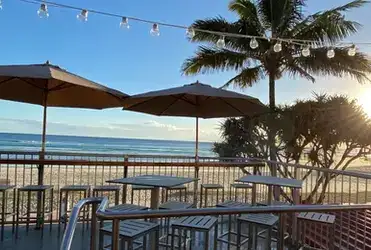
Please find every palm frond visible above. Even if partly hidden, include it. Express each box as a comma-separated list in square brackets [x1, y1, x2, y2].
[290, 0, 368, 43]
[190, 15, 267, 52]
[228, 0, 265, 33]
[182, 46, 252, 75]
[256, 0, 306, 34]
[296, 47, 371, 83]
[222, 65, 266, 88]
[283, 61, 316, 83]
[330, 0, 369, 12]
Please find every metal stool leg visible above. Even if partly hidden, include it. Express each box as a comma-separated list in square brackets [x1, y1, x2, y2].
[200, 187, 203, 208]
[16, 189, 20, 238]
[41, 190, 46, 237]
[49, 188, 53, 232]
[1, 191, 5, 241]
[214, 223, 218, 250]
[12, 188, 16, 233]
[26, 191, 31, 233]
[236, 220, 241, 250]
[171, 227, 176, 250]
[204, 230, 209, 250]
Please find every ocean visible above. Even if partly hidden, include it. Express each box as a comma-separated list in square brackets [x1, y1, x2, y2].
[0, 133, 215, 156]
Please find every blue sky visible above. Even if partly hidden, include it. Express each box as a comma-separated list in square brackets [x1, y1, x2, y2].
[0, 0, 370, 142]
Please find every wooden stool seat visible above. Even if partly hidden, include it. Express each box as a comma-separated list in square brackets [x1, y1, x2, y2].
[171, 216, 218, 250]
[257, 200, 289, 206]
[217, 200, 250, 208]
[237, 214, 278, 250]
[16, 185, 54, 237]
[297, 212, 335, 224]
[60, 185, 90, 192]
[93, 185, 120, 206]
[101, 220, 159, 249]
[106, 203, 148, 212]
[200, 184, 224, 207]
[159, 201, 193, 210]
[297, 212, 336, 250]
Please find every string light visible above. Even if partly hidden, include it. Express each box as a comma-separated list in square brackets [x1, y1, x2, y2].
[16, 0, 371, 54]
[150, 23, 160, 36]
[327, 48, 335, 59]
[216, 36, 225, 48]
[186, 27, 195, 39]
[250, 38, 259, 49]
[273, 40, 282, 53]
[348, 44, 356, 56]
[301, 45, 311, 57]
[37, 3, 49, 18]
[120, 17, 129, 29]
[77, 9, 88, 22]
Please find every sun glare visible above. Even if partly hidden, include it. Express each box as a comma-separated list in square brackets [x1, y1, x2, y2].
[358, 89, 371, 117]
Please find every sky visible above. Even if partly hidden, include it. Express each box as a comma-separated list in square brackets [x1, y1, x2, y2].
[0, 0, 370, 142]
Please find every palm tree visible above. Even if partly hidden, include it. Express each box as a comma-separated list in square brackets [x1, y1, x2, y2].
[182, 0, 371, 165]
[182, 0, 371, 112]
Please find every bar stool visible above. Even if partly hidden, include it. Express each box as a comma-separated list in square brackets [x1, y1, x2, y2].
[216, 200, 250, 246]
[297, 212, 336, 250]
[59, 185, 90, 226]
[100, 220, 160, 250]
[236, 213, 278, 250]
[200, 184, 224, 207]
[131, 185, 154, 204]
[16, 185, 54, 237]
[92, 185, 120, 206]
[230, 183, 253, 203]
[171, 216, 218, 250]
[162, 185, 187, 202]
[159, 201, 194, 248]
[0, 185, 16, 241]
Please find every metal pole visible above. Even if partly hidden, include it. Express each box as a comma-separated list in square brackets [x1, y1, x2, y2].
[36, 88, 48, 229]
[195, 117, 199, 158]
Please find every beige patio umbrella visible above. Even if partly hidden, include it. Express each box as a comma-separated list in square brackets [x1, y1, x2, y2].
[122, 81, 266, 157]
[0, 61, 128, 184]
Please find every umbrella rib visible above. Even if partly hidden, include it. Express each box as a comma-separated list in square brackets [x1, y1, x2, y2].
[159, 94, 185, 116]
[123, 96, 160, 110]
[19, 78, 45, 90]
[218, 97, 245, 116]
[178, 95, 197, 106]
[49, 83, 73, 92]
[0, 77, 16, 86]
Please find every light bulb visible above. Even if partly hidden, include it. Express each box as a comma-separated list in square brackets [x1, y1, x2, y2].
[216, 36, 225, 48]
[186, 27, 195, 39]
[37, 4, 49, 18]
[273, 40, 282, 53]
[77, 9, 88, 22]
[250, 37, 259, 49]
[301, 45, 311, 57]
[0, 0, 3, 10]
[348, 45, 356, 56]
[120, 17, 129, 29]
[327, 48, 335, 59]
[150, 23, 160, 36]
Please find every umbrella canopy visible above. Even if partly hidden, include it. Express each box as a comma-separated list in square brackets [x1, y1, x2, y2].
[0, 62, 128, 187]
[122, 81, 267, 156]
[0, 62, 127, 109]
[122, 82, 266, 118]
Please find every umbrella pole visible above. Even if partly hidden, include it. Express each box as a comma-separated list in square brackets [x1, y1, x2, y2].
[195, 117, 199, 159]
[36, 93, 47, 229]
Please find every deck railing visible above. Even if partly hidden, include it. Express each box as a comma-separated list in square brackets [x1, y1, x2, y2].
[1, 150, 371, 222]
[60, 197, 371, 250]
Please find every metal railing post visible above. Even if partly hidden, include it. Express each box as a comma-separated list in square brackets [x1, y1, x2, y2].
[122, 155, 129, 204]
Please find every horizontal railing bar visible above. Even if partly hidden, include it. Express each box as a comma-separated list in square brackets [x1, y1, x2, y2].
[254, 158, 371, 179]
[96, 204, 371, 220]
[0, 159, 263, 167]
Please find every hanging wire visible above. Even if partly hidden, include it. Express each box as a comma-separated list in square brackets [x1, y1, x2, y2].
[17, 0, 371, 48]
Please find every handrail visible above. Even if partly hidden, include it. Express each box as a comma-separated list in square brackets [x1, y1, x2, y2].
[95, 203, 371, 220]
[60, 197, 109, 250]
